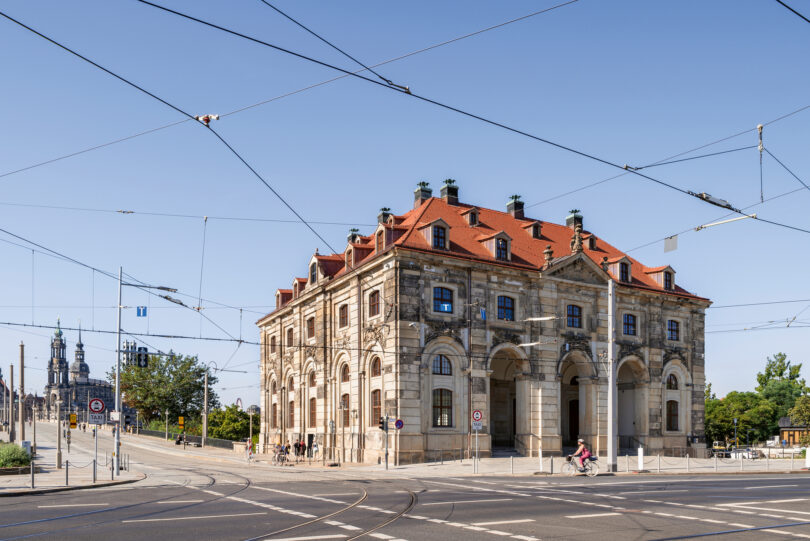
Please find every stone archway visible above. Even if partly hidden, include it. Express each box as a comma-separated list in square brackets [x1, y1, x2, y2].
[488, 346, 528, 449]
[617, 357, 649, 449]
[558, 351, 596, 449]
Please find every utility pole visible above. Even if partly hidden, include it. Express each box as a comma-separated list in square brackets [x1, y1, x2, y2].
[32, 404, 37, 454]
[56, 400, 62, 468]
[9, 364, 14, 443]
[19, 342, 25, 442]
[114, 267, 122, 478]
[202, 371, 208, 447]
[607, 279, 617, 472]
[165, 409, 169, 440]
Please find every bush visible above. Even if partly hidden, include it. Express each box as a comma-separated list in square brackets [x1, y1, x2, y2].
[0, 443, 31, 468]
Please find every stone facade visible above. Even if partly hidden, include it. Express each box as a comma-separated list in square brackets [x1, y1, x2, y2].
[257, 184, 710, 463]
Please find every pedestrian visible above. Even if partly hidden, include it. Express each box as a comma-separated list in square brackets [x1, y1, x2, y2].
[301, 440, 308, 459]
[312, 441, 319, 458]
[293, 440, 300, 461]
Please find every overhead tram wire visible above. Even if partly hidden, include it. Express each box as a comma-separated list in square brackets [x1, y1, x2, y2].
[774, 0, 810, 24]
[764, 149, 810, 192]
[0, 0, 579, 181]
[0, 10, 338, 257]
[130, 0, 810, 238]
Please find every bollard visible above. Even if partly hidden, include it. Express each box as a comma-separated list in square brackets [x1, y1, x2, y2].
[65, 460, 69, 486]
[550, 456, 554, 475]
[686, 454, 690, 473]
[657, 454, 661, 474]
[30, 458, 35, 489]
[766, 454, 769, 471]
[740, 454, 743, 472]
[539, 447, 543, 473]
[638, 447, 644, 472]
[625, 454, 629, 472]
[791, 453, 794, 470]
[714, 455, 718, 472]
[511, 456, 514, 475]
[93, 459, 96, 483]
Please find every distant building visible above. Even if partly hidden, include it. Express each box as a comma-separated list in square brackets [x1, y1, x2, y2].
[779, 417, 808, 446]
[257, 181, 710, 463]
[44, 321, 114, 423]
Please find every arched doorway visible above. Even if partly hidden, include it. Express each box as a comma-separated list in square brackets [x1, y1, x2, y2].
[489, 347, 527, 449]
[558, 352, 595, 449]
[617, 357, 648, 450]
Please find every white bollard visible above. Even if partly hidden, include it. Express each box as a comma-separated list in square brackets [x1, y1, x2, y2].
[539, 447, 543, 473]
[714, 455, 718, 472]
[625, 454, 629, 472]
[805, 449, 810, 469]
[511, 456, 514, 475]
[638, 446, 644, 471]
[657, 454, 661, 473]
[686, 454, 690, 473]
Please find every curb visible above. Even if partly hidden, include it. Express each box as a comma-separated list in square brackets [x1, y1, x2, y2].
[0, 472, 146, 497]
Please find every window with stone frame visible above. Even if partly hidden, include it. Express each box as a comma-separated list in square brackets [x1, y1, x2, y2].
[288, 401, 294, 427]
[271, 403, 277, 429]
[339, 304, 348, 328]
[666, 374, 678, 390]
[286, 328, 294, 349]
[664, 271, 673, 290]
[309, 397, 317, 427]
[432, 354, 452, 375]
[667, 320, 680, 341]
[666, 400, 679, 431]
[270, 335, 277, 354]
[340, 364, 350, 383]
[271, 380, 277, 395]
[432, 388, 452, 427]
[497, 295, 515, 321]
[433, 287, 453, 313]
[309, 371, 316, 387]
[369, 290, 380, 317]
[371, 389, 381, 427]
[620, 262, 630, 282]
[340, 394, 350, 426]
[495, 238, 509, 261]
[288, 376, 294, 392]
[622, 313, 636, 336]
[567, 304, 582, 328]
[370, 357, 382, 377]
[433, 225, 447, 249]
[376, 230, 384, 252]
[306, 317, 315, 339]
[310, 262, 317, 284]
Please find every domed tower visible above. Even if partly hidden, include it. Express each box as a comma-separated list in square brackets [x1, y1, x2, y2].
[51, 319, 68, 387]
[70, 326, 90, 382]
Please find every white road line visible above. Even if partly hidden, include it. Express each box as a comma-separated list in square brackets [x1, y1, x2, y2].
[744, 485, 798, 490]
[269, 536, 347, 541]
[719, 498, 808, 506]
[727, 506, 810, 515]
[122, 512, 266, 523]
[368, 534, 396, 540]
[37, 504, 109, 508]
[422, 498, 513, 506]
[156, 500, 204, 504]
[471, 519, 535, 526]
[618, 489, 689, 494]
[564, 512, 620, 519]
[312, 493, 359, 497]
[727, 523, 754, 528]
[249, 485, 348, 504]
[485, 530, 513, 536]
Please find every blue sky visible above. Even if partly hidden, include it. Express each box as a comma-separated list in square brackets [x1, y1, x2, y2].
[1, 0, 809, 406]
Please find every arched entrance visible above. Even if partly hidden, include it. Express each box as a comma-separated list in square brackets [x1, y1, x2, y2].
[617, 357, 648, 449]
[558, 352, 596, 449]
[489, 346, 527, 449]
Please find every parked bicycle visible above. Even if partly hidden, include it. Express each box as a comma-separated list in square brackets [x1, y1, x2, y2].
[563, 454, 599, 477]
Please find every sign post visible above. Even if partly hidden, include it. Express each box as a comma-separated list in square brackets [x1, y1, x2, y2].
[472, 409, 483, 474]
[88, 398, 105, 481]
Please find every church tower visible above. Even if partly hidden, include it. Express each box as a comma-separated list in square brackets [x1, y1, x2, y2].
[70, 327, 90, 382]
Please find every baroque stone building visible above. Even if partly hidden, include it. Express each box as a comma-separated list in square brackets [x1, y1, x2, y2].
[44, 321, 114, 423]
[257, 182, 710, 463]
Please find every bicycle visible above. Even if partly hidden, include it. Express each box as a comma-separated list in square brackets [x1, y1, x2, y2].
[563, 455, 599, 477]
[272, 450, 287, 466]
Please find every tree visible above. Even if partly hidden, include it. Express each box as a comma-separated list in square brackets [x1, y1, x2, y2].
[756, 353, 808, 394]
[704, 391, 776, 445]
[107, 353, 219, 423]
[789, 396, 810, 427]
[207, 404, 259, 441]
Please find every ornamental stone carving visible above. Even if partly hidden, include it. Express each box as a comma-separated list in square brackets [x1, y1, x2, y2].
[559, 331, 592, 361]
[425, 321, 464, 347]
[363, 323, 389, 348]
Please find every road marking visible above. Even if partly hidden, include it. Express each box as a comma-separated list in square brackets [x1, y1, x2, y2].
[269, 537, 347, 541]
[728, 506, 810, 515]
[486, 530, 513, 536]
[122, 512, 266, 523]
[37, 504, 109, 508]
[156, 500, 204, 504]
[471, 519, 535, 526]
[744, 485, 798, 490]
[727, 523, 754, 528]
[719, 499, 808, 506]
[250, 485, 348, 504]
[618, 489, 689, 494]
[422, 498, 513, 506]
[565, 512, 620, 518]
[312, 493, 359, 497]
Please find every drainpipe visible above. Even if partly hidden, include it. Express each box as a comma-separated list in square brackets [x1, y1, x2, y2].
[394, 258, 400, 466]
[467, 267, 473, 458]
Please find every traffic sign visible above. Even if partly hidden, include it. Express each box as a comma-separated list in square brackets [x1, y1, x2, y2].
[136, 306, 147, 317]
[395, 419, 404, 430]
[472, 420, 483, 431]
[178, 416, 185, 430]
[69, 413, 77, 429]
[89, 412, 104, 425]
[89, 398, 105, 414]
[472, 410, 483, 422]
[110, 411, 120, 422]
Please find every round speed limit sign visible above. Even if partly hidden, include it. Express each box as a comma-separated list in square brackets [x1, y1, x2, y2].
[472, 409, 483, 422]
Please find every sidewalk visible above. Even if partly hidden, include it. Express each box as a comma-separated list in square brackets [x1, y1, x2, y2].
[0, 423, 141, 496]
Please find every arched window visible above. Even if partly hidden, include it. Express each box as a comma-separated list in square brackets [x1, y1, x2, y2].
[340, 364, 350, 383]
[288, 376, 294, 392]
[310, 262, 317, 284]
[666, 400, 679, 431]
[270, 335, 277, 354]
[432, 389, 452, 427]
[376, 230, 384, 252]
[288, 401, 295, 427]
[433, 287, 453, 313]
[339, 304, 348, 328]
[496, 238, 508, 261]
[275, 292, 280, 309]
[271, 380, 277, 395]
[309, 372, 317, 387]
[666, 374, 678, 390]
[309, 397, 317, 427]
[340, 394, 350, 426]
[370, 357, 381, 377]
[286, 328, 294, 348]
[497, 296, 515, 321]
[432, 354, 451, 375]
[370, 389, 381, 426]
[345, 249, 353, 269]
[369, 290, 380, 317]
[567, 305, 582, 328]
[271, 403, 278, 429]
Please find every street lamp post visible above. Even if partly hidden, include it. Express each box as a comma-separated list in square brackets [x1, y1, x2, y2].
[733, 418, 738, 450]
[55, 399, 62, 469]
[164, 409, 169, 440]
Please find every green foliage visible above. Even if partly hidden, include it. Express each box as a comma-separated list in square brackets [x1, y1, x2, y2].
[761, 379, 803, 423]
[789, 396, 810, 427]
[704, 391, 776, 445]
[107, 353, 219, 423]
[756, 353, 808, 394]
[0, 443, 31, 468]
[207, 404, 259, 441]
[144, 417, 202, 436]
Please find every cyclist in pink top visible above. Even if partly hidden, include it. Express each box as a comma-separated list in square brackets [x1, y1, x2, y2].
[572, 438, 591, 472]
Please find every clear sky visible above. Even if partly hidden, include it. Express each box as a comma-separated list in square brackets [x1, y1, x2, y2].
[1, 0, 808, 407]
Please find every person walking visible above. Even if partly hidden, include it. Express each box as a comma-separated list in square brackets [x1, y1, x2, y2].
[301, 440, 308, 460]
[293, 440, 301, 462]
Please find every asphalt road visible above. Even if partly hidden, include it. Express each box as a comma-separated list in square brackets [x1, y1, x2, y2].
[2, 429, 809, 540]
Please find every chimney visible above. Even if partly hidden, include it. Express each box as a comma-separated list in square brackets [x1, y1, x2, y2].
[566, 209, 583, 229]
[440, 179, 459, 205]
[378, 207, 392, 224]
[507, 195, 524, 219]
[347, 227, 360, 244]
[414, 181, 433, 208]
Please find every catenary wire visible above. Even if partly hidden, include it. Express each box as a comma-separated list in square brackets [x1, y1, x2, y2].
[130, 0, 810, 237]
[774, 0, 810, 24]
[708, 298, 810, 309]
[0, 1, 578, 180]
[629, 145, 757, 171]
[764, 148, 810, 192]
[0, 9, 339, 256]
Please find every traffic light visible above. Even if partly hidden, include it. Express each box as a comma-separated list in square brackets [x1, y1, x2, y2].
[136, 347, 148, 368]
[379, 416, 385, 431]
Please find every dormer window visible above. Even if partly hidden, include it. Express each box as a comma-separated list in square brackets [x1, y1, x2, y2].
[345, 249, 353, 269]
[468, 210, 478, 226]
[376, 230, 384, 253]
[309, 263, 317, 284]
[293, 283, 299, 297]
[619, 262, 630, 282]
[588, 237, 597, 250]
[496, 238, 509, 261]
[433, 225, 447, 249]
[664, 271, 673, 290]
[532, 223, 541, 239]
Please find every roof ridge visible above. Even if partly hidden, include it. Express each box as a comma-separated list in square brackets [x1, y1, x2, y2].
[398, 197, 435, 247]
